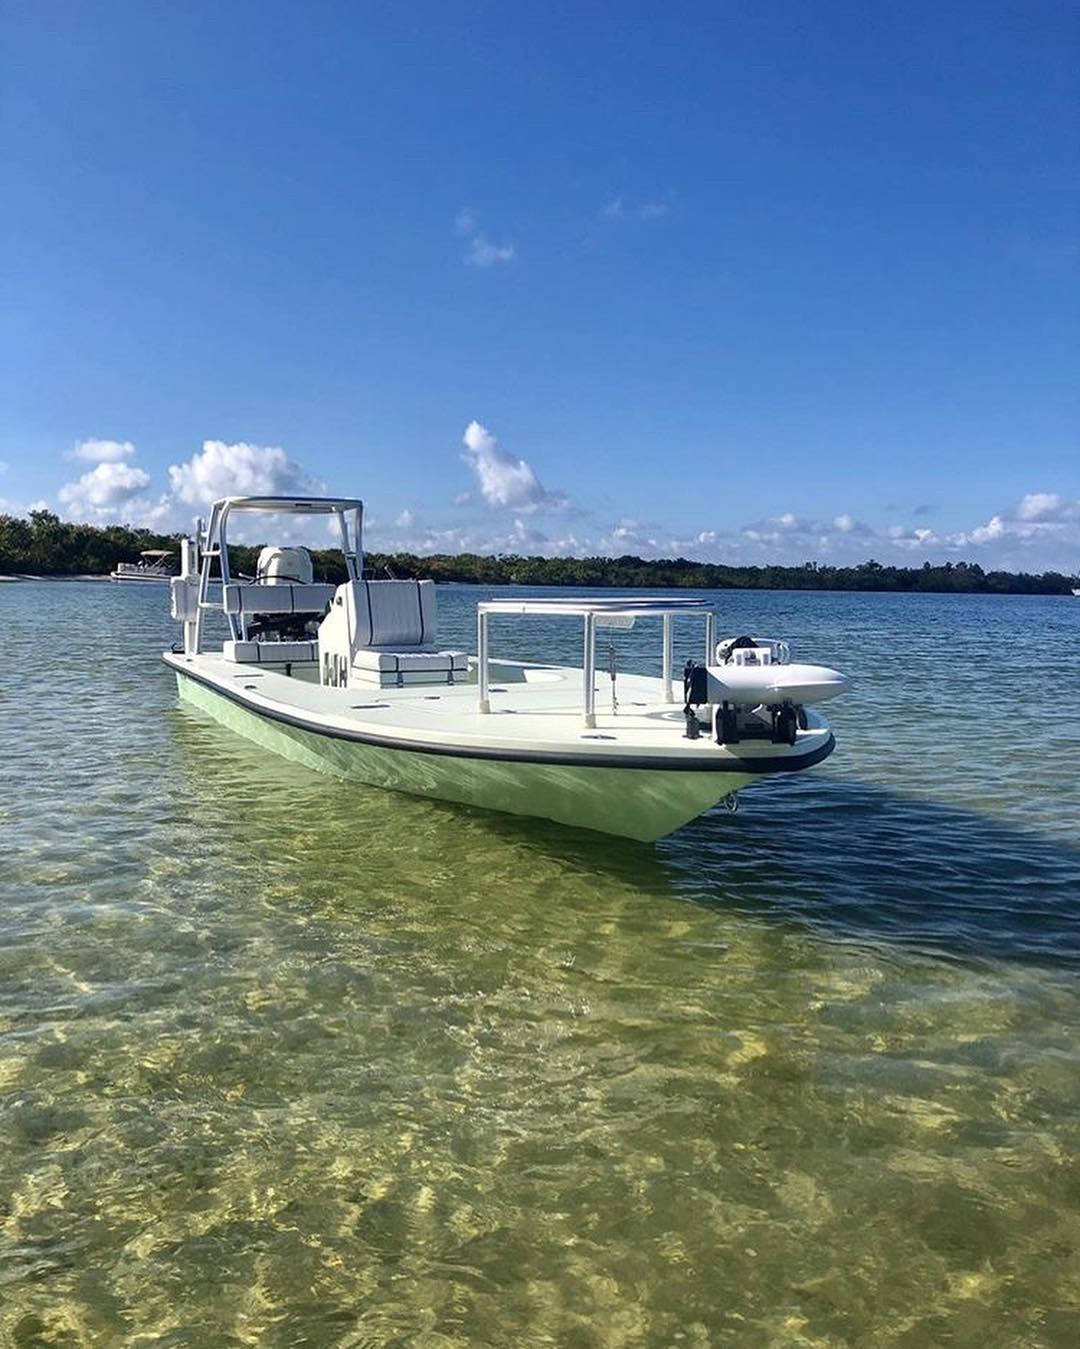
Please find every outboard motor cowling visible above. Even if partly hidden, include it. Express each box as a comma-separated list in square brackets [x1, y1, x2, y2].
[704, 661, 850, 707]
[257, 546, 313, 585]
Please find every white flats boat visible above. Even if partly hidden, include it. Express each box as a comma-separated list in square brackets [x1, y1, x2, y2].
[111, 549, 174, 583]
[163, 495, 850, 841]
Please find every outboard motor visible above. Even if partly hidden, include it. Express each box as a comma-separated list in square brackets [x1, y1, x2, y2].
[705, 636, 850, 747]
[246, 546, 319, 641]
[257, 546, 313, 585]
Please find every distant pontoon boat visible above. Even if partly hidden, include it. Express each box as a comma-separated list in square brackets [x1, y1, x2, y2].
[164, 495, 850, 841]
[111, 550, 175, 583]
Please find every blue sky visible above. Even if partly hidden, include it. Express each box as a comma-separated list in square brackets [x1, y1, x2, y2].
[3, 0, 1077, 568]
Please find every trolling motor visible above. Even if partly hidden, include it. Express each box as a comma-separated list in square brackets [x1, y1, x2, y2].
[682, 659, 709, 739]
[688, 635, 850, 746]
[685, 658, 741, 745]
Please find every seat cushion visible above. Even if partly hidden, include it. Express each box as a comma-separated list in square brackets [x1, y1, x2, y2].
[350, 646, 468, 673]
[223, 639, 320, 664]
[223, 582, 336, 617]
[340, 579, 436, 647]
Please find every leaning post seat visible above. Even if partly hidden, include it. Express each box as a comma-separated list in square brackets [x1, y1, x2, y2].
[222, 582, 337, 620]
[317, 579, 468, 688]
[349, 647, 469, 683]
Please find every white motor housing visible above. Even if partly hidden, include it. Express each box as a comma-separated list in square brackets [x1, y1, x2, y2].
[705, 661, 850, 706]
[704, 635, 850, 706]
[257, 545, 313, 585]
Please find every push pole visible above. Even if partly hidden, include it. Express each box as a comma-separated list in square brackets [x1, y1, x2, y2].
[477, 608, 490, 713]
[583, 611, 596, 727]
[662, 614, 674, 702]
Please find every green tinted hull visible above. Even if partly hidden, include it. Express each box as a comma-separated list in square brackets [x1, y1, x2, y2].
[175, 671, 751, 842]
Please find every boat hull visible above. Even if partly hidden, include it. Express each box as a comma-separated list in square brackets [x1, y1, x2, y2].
[174, 669, 757, 841]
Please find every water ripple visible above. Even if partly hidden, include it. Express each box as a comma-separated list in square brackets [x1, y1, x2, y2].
[1, 582, 1078, 1345]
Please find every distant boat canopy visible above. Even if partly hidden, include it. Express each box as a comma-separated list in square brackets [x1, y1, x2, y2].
[111, 550, 175, 583]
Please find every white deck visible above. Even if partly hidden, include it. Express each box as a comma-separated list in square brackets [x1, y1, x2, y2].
[165, 651, 832, 770]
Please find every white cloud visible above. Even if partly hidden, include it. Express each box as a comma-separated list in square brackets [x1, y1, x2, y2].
[55, 436, 327, 533]
[888, 526, 939, 550]
[58, 461, 153, 519]
[45, 426, 1080, 573]
[742, 511, 811, 545]
[70, 438, 136, 463]
[2, 494, 51, 515]
[377, 489, 1079, 568]
[167, 439, 323, 506]
[58, 437, 168, 526]
[510, 517, 549, 548]
[602, 195, 670, 222]
[455, 209, 516, 267]
[461, 420, 566, 512]
[732, 494, 1078, 567]
[739, 510, 879, 558]
[967, 516, 1007, 544]
[466, 235, 516, 268]
[367, 508, 586, 559]
[351, 479, 1080, 570]
[1015, 491, 1079, 523]
[947, 492, 1080, 557]
[605, 519, 658, 552]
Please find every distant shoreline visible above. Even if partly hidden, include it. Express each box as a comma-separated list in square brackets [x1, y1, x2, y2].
[3, 569, 1078, 599]
[2, 510, 1077, 596]
[0, 573, 110, 583]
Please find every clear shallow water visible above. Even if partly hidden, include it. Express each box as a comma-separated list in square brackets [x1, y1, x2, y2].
[1, 582, 1078, 1346]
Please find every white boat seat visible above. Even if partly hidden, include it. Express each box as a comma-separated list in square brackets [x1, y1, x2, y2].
[223, 639, 319, 664]
[350, 645, 468, 687]
[351, 646, 469, 673]
[319, 578, 468, 686]
[222, 582, 336, 617]
[329, 578, 437, 647]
